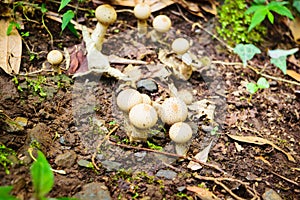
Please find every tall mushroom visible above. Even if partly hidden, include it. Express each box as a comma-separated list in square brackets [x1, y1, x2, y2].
[92, 4, 117, 51]
[151, 15, 171, 42]
[133, 2, 151, 37]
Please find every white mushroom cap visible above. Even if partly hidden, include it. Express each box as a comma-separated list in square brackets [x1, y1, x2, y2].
[159, 97, 188, 125]
[152, 15, 171, 33]
[177, 89, 193, 105]
[95, 4, 117, 25]
[169, 122, 192, 143]
[129, 103, 158, 129]
[141, 94, 152, 105]
[171, 38, 190, 55]
[116, 89, 143, 112]
[47, 50, 63, 65]
[134, 3, 151, 20]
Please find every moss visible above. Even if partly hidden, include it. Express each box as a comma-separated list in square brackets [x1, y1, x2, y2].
[216, 0, 267, 46]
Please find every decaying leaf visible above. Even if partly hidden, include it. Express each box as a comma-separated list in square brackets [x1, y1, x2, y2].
[226, 134, 295, 162]
[158, 49, 193, 80]
[187, 141, 213, 170]
[0, 19, 22, 74]
[187, 186, 220, 200]
[188, 99, 216, 121]
[286, 70, 300, 82]
[286, 17, 300, 44]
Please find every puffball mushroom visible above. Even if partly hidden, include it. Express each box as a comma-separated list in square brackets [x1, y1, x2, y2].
[171, 38, 190, 56]
[151, 15, 171, 42]
[159, 97, 188, 125]
[129, 103, 158, 129]
[133, 3, 151, 37]
[47, 50, 63, 73]
[116, 89, 143, 112]
[92, 4, 117, 51]
[141, 94, 152, 105]
[169, 122, 192, 143]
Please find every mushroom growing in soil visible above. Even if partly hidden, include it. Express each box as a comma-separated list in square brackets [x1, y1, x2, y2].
[159, 97, 188, 125]
[171, 38, 190, 57]
[47, 50, 63, 73]
[116, 89, 143, 112]
[151, 15, 171, 42]
[129, 103, 158, 129]
[169, 122, 193, 143]
[133, 2, 151, 37]
[92, 4, 117, 51]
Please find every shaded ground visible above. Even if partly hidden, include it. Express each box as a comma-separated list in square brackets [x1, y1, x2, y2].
[0, 1, 300, 200]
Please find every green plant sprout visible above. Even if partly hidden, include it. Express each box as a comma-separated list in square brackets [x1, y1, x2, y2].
[268, 48, 299, 74]
[0, 144, 17, 175]
[246, 0, 294, 32]
[247, 77, 270, 101]
[217, 0, 267, 45]
[233, 44, 261, 66]
[147, 141, 163, 151]
[58, 0, 78, 36]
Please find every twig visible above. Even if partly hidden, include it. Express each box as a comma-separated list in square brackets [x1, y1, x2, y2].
[19, 69, 54, 76]
[108, 140, 226, 174]
[195, 174, 259, 200]
[212, 60, 300, 86]
[91, 125, 119, 170]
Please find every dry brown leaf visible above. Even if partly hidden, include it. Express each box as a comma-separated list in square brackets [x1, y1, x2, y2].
[0, 19, 22, 74]
[187, 186, 220, 200]
[286, 17, 300, 44]
[287, 55, 300, 68]
[226, 134, 295, 162]
[286, 70, 300, 82]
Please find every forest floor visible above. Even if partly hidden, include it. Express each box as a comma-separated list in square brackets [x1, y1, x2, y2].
[0, 1, 299, 200]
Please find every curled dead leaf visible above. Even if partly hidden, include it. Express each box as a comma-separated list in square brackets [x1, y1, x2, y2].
[286, 17, 300, 44]
[187, 186, 220, 200]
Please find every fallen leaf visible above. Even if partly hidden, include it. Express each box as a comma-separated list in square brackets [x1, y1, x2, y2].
[226, 134, 295, 162]
[187, 141, 213, 170]
[188, 99, 216, 121]
[286, 70, 300, 82]
[187, 186, 220, 200]
[0, 19, 22, 74]
[286, 17, 300, 44]
[287, 55, 300, 68]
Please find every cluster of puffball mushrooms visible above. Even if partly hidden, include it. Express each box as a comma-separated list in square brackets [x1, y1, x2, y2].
[117, 88, 193, 149]
[46, 3, 192, 78]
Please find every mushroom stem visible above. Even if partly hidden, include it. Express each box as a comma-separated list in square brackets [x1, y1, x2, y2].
[137, 19, 147, 36]
[91, 23, 108, 51]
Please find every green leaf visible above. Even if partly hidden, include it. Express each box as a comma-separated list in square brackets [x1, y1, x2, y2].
[268, 4, 294, 19]
[293, 0, 300, 13]
[245, 5, 266, 14]
[270, 56, 287, 74]
[246, 82, 259, 94]
[254, 0, 266, 4]
[233, 44, 261, 66]
[58, 0, 72, 12]
[40, 3, 48, 14]
[30, 151, 54, 199]
[61, 10, 74, 32]
[6, 21, 21, 36]
[0, 186, 19, 200]
[66, 23, 78, 37]
[248, 7, 268, 31]
[268, 48, 299, 58]
[257, 77, 269, 89]
[267, 12, 274, 24]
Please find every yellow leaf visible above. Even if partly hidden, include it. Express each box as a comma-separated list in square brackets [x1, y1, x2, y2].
[286, 70, 300, 82]
[0, 19, 22, 74]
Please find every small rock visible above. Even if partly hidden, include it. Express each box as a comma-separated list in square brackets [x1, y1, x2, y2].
[177, 186, 186, 192]
[155, 169, 177, 180]
[102, 160, 122, 171]
[54, 150, 77, 168]
[134, 151, 147, 161]
[73, 182, 112, 200]
[262, 188, 283, 200]
[137, 79, 158, 94]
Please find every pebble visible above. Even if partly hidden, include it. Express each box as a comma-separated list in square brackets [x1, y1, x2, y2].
[54, 150, 77, 168]
[262, 188, 282, 200]
[73, 182, 112, 200]
[137, 79, 158, 93]
[134, 151, 147, 161]
[102, 160, 122, 171]
[155, 169, 177, 180]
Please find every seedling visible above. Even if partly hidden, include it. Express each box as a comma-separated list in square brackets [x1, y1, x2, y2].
[233, 44, 261, 66]
[246, 0, 294, 31]
[246, 77, 270, 101]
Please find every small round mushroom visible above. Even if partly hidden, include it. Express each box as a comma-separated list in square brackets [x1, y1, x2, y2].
[141, 94, 152, 105]
[133, 3, 151, 37]
[171, 38, 190, 56]
[129, 103, 158, 129]
[116, 89, 143, 112]
[47, 50, 63, 73]
[159, 97, 188, 125]
[169, 122, 192, 143]
[151, 15, 171, 42]
[93, 4, 117, 51]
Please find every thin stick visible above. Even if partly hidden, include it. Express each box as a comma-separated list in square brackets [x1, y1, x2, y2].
[109, 140, 226, 174]
[91, 125, 119, 170]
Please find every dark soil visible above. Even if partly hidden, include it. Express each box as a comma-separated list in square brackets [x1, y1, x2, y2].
[0, 1, 299, 200]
